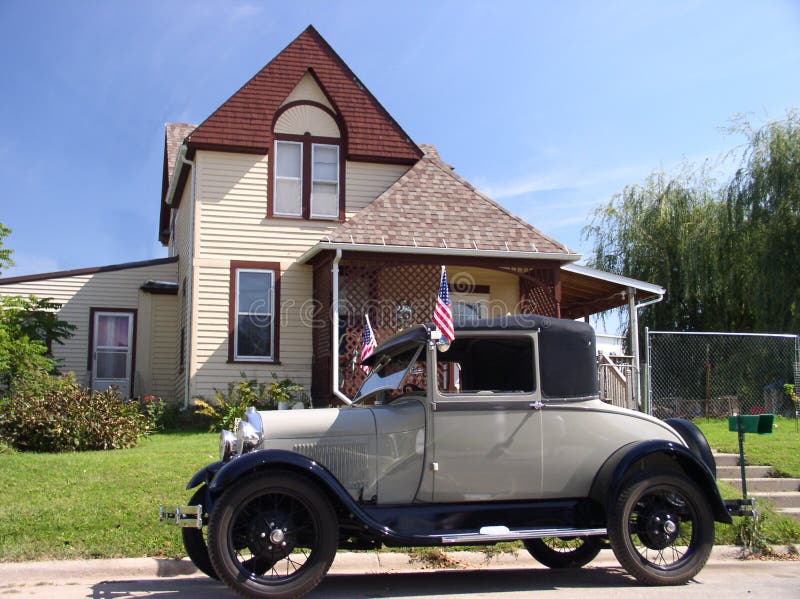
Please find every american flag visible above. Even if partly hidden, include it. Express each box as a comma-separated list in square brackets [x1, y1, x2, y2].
[359, 314, 378, 373]
[433, 266, 455, 342]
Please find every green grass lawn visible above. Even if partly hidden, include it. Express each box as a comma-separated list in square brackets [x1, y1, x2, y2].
[0, 432, 217, 561]
[1, 419, 799, 562]
[695, 416, 800, 478]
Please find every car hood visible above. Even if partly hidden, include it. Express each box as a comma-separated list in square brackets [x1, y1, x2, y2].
[257, 406, 376, 441]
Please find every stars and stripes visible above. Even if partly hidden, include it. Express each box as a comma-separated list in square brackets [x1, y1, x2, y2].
[359, 314, 378, 373]
[433, 266, 455, 342]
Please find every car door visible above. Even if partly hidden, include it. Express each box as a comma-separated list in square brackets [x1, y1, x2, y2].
[430, 332, 544, 502]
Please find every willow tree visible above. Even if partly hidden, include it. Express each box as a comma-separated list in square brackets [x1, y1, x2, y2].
[725, 113, 800, 332]
[584, 112, 800, 335]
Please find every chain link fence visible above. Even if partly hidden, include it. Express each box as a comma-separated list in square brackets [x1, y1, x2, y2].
[647, 331, 799, 419]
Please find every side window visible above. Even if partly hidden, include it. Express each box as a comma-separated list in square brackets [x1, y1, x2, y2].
[274, 141, 303, 217]
[310, 144, 339, 219]
[438, 336, 536, 394]
[230, 265, 278, 362]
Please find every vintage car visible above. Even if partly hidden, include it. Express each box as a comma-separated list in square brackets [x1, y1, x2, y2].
[160, 314, 736, 599]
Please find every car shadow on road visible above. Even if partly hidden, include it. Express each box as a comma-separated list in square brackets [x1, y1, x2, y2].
[90, 566, 639, 598]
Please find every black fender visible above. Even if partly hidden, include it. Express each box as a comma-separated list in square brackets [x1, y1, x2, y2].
[187, 461, 224, 490]
[665, 418, 717, 478]
[204, 449, 427, 543]
[589, 440, 732, 524]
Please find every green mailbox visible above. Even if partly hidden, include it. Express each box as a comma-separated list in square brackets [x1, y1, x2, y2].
[728, 413, 774, 435]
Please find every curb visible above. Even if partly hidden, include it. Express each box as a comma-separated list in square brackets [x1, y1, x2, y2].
[0, 546, 797, 584]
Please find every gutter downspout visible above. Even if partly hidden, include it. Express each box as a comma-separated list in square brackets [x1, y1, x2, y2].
[180, 148, 195, 410]
[627, 289, 664, 411]
[331, 249, 353, 406]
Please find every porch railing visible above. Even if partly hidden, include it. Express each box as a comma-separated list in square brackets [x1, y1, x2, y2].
[598, 354, 636, 410]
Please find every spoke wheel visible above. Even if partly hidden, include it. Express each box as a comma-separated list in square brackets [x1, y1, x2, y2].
[181, 486, 218, 579]
[608, 473, 714, 585]
[208, 472, 337, 599]
[523, 536, 603, 568]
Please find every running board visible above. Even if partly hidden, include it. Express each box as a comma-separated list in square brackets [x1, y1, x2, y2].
[440, 526, 607, 544]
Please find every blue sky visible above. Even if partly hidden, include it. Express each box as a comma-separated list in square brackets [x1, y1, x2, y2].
[1, 0, 798, 284]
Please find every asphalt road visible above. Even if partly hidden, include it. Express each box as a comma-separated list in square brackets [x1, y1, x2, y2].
[1, 550, 798, 599]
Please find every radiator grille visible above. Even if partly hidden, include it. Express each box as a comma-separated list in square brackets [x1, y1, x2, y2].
[293, 440, 369, 495]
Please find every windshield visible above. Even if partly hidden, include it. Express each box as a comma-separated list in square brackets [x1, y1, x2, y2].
[353, 345, 424, 402]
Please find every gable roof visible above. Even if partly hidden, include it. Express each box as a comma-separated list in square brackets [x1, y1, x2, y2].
[322, 145, 577, 256]
[186, 25, 422, 163]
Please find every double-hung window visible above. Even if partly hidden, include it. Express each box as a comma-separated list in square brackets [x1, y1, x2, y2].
[274, 141, 303, 217]
[310, 144, 339, 219]
[232, 265, 277, 362]
[272, 138, 341, 220]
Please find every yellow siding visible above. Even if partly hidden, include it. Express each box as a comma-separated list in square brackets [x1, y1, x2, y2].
[280, 72, 334, 110]
[448, 266, 520, 315]
[345, 162, 409, 217]
[0, 261, 178, 398]
[149, 292, 179, 399]
[189, 150, 408, 401]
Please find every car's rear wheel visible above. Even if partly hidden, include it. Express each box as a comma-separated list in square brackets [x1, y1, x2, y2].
[608, 473, 714, 585]
[523, 536, 603, 568]
[207, 472, 338, 599]
[181, 486, 218, 580]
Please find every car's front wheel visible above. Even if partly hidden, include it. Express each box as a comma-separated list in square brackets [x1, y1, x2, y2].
[608, 473, 714, 585]
[207, 472, 338, 599]
[523, 536, 603, 568]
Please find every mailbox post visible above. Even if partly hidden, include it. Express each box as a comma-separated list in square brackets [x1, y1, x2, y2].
[727, 414, 773, 514]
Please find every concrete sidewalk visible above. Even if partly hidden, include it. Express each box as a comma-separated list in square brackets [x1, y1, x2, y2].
[0, 545, 796, 585]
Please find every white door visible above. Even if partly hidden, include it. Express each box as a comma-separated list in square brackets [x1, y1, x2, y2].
[91, 311, 134, 397]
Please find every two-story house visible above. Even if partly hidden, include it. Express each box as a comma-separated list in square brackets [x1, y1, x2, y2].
[0, 26, 663, 408]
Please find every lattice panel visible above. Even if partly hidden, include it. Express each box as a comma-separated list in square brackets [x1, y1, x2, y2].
[338, 261, 440, 397]
[515, 268, 558, 317]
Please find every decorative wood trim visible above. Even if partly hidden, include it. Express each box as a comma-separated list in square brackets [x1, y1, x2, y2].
[227, 260, 282, 364]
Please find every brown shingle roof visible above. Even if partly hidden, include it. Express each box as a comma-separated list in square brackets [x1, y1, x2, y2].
[328, 145, 576, 255]
[186, 26, 421, 163]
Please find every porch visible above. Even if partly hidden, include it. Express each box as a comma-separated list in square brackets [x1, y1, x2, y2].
[300, 246, 663, 408]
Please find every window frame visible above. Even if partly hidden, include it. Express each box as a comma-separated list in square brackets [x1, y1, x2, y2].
[310, 143, 340, 220]
[273, 140, 304, 218]
[228, 261, 281, 364]
[431, 332, 542, 410]
[268, 133, 345, 222]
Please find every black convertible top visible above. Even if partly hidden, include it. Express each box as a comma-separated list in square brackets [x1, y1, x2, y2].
[361, 315, 598, 399]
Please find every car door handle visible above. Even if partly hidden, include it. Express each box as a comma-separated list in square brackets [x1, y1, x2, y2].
[529, 400, 544, 410]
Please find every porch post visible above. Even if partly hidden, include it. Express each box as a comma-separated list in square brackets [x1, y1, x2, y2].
[627, 286, 641, 408]
[553, 267, 562, 318]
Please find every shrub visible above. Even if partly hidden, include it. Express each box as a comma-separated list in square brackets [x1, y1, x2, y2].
[0, 370, 148, 452]
[194, 373, 306, 432]
[137, 394, 166, 433]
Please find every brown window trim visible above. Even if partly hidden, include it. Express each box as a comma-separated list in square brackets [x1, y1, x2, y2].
[228, 260, 281, 364]
[267, 100, 347, 222]
[87, 307, 137, 398]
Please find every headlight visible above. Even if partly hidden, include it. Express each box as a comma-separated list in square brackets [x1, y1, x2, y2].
[235, 406, 263, 456]
[219, 430, 237, 462]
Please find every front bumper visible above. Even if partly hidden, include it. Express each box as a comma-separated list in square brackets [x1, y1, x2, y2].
[724, 498, 756, 517]
[158, 505, 203, 529]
